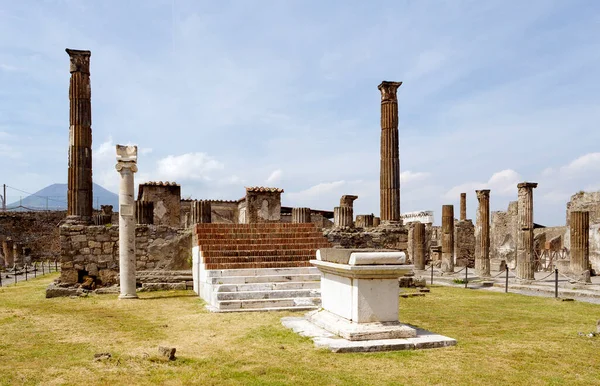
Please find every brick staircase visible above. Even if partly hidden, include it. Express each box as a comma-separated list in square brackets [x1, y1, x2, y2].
[192, 223, 331, 312]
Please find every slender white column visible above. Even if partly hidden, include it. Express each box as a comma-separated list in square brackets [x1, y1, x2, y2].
[116, 145, 138, 299]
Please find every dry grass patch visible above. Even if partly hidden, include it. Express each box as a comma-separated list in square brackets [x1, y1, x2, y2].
[0, 275, 599, 385]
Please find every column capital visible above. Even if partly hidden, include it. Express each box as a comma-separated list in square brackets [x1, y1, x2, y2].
[475, 189, 491, 199]
[115, 145, 138, 173]
[66, 48, 91, 74]
[517, 182, 538, 190]
[378, 81, 402, 102]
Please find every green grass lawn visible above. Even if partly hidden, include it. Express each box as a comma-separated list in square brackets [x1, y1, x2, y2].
[1, 275, 599, 386]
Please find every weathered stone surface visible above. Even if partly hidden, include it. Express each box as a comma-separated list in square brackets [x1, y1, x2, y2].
[190, 200, 211, 224]
[245, 187, 283, 224]
[355, 214, 374, 229]
[138, 182, 181, 226]
[334, 207, 354, 228]
[46, 283, 87, 298]
[454, 220, 475, 268]
[324, 227, 408, 251]
[292, 207, 311, 223]
[460, 193, 467, 221]
[378, 81, 402, 224]
[136, 201, 154, 225]
[158, 346, 176, 360]
[412, 223, 426, 270]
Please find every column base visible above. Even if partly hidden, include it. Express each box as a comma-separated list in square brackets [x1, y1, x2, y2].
[118, 293, 139, 300]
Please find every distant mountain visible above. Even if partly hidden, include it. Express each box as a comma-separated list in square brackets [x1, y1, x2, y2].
[7, 183, 118, 211]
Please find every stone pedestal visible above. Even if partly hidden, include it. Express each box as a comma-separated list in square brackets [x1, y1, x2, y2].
[413, 222, 426, 270]
[292, 207, 311, 223]
[116, 145, 138, 299]
[516, 182, 537, 280]
[310, 248, 415, 341]
[475, 189, 491, 277]
[441, 205, 455, 273]
[570, 211, 591, 283]
[378, 81, 402, 225]
[66, 48, 93, 224]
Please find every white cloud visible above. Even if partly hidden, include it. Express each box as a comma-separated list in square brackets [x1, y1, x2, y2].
[559, 152, 600, 175]
[400, 171, 430, 184]
[266, 169, 283, 184]
[445, 169, 521, 199]
[156, 152, 224, 181]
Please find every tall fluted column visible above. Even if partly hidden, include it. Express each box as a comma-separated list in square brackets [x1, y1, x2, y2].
[570, 211, 591, 283]
[116, 145, 138, 299]
[460, 193, 467, 221]
[413, 222, 426, 270]
[516, 182, 537, 280]
[441, 205, 455, 273]
[66, 49, 93, 224]
[475, 190, 491, 277]
[378, 81, 402, 224]
[292, 207, 311, 223]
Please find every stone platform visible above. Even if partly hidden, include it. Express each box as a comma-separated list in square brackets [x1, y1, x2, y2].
[282, 316, 456, 353]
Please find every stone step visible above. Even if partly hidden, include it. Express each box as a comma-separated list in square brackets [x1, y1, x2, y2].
[205, 267, 319, 277]
[216, 288, 320, 301]
[206, 305, 319, 313]
[204, 261, 313, 270]
[215, 281, 321, 292]
[206, 273, 321, 285]
[214, 297, 321, 310]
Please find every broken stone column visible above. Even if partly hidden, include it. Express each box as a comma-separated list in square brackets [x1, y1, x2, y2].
[135, 201, 154, 225]
[413, 222, 426, 270]
[355, 214, 374, 228]
[66, 49, 93, 224]
[373, 217, 381, 227]
[441, 205, 455, 273]
[334, 195, 357, 228]
[292, 207, 311, 223]
[460, 193, 467, 221]
[475, 189, 491, 277]
[93, 205, 113, 225]
[2, 239, 14, 267]
[116, 145, 138, 299]
[516, 182, 537, 280]
[191, 200, 211, 224]
[378, 81, 402, 225]
[570, 211, 591, 283]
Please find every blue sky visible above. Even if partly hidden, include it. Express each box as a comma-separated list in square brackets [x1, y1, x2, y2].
[1, 0, 599, 225]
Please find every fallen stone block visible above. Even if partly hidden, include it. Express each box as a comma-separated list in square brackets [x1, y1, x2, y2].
[158, 346, 176, 360]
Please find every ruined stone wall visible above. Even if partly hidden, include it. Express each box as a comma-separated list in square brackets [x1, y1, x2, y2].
[454, 220, 475, 267]
[246, 191, 282, 223]
[0, 211, 66, 260]
[491, 201, 518, 267]
[566, 191, 600, 225]
[210, 201, 239, 224]
[138, 183, 181, 227]
[59, 224, 191, 286]
[324, 227, 408, 251]
[180, 200, 192, 227]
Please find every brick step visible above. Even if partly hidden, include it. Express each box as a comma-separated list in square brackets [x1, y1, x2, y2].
[195, 223, 317, 230]
[215, 281, 320, 292]
[205, 267, 319, 278]
[202, 249, 321, 258]
[204, 256, 313, 265]
[199, 243, 330, 252]
[204, 261, 314, 270]
[195, 231, 325, 240]
[216, 288, 320, 301]
[213, 297, 321, 311]
[197, 237, 330, 247]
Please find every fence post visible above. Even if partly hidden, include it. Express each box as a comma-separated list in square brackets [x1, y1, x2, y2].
[431, 264, 434, 285]
[55, 260, 58, 272]
[42, 262, 45, 275]
[505, 265, 509, 293]
[25, 265, 28, 281]
[554, 268, 558, 298]
[34, 262, 37, 278]
[14, 271, 17, 285]
[464, 265, 468, 288]
[0, 271, 2, 287]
